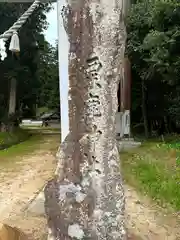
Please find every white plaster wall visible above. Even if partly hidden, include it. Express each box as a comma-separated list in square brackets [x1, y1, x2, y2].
[116, 110, 130, 137]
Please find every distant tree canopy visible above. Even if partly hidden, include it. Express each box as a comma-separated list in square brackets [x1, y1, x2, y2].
[126, 0, 180, 137]
[37, 41, 59, 111]
[0, 2, 59, 130]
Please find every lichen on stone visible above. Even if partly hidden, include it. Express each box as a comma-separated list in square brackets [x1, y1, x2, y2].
[68, 223, 84, 239]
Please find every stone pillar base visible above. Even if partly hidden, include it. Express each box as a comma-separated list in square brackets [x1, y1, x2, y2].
[117, 139, 141, 152]
[26, 191, 45, 216]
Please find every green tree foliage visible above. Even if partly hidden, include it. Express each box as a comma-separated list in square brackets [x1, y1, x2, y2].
[127, 0, 180, 136]
[0, 3, 59, 130]
[37, 41, 59, 111]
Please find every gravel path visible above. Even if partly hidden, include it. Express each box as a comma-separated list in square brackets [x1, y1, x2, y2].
[125, 185, 180, 240]
[0, 135, 58, 239]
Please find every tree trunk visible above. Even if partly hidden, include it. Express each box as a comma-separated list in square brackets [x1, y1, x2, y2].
[7, 77, 17, 132]
[141, 79, 149, 138]
[44, 1, 127, 239]
[8, 78, 16, 116]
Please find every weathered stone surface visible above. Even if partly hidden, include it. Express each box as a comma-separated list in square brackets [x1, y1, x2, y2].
[44, 0, 127, 239]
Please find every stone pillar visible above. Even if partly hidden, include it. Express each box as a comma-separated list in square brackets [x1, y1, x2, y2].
[44, 1, 127, 239]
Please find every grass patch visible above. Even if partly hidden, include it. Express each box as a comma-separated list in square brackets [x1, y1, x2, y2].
[0, 134, 60, 180]
[0, 130, 60, 168]
[0, 134, 43, 161]
[121, 135, 180, 211]
[0, 128, 30, 150]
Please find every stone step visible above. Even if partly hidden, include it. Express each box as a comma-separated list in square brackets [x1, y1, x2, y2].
[117, 140, 141, 152]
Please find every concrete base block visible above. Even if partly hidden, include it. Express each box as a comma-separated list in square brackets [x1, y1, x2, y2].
[27, 191, 45, 216]
[117, 139, 141, 152]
